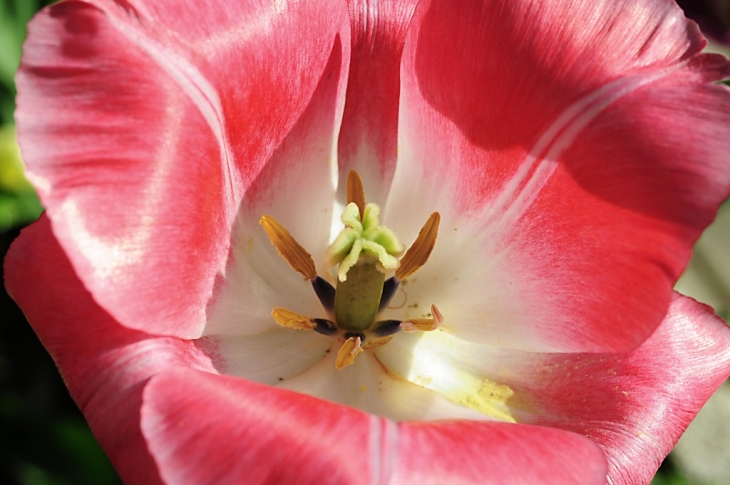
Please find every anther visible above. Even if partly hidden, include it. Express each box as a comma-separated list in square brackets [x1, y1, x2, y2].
[346, 170, 366, 220]
[335, 336, 364, 370]
[271, 308, 317, 330]
[396, 212, 440, 281]
[400, 304, 444, 332]
[260, 215, 317, 280]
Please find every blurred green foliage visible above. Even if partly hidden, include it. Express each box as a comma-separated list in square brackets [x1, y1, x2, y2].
[0, 0, 40, 122]
[0, 124, 43, 231]
[0, 0, 44, 231]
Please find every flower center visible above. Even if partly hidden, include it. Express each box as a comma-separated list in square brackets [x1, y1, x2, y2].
[260, 170, 442, 369]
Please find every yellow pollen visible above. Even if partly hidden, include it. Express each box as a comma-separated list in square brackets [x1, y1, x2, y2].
[396, 212, 441, 281]
[260, 215, 317, 280]
[457, 379, 516, 423]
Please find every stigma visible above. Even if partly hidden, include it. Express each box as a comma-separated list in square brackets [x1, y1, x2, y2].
[260, 170, 442, 370]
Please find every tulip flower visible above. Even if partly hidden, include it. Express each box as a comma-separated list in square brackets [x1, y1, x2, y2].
[6, 0, 730, 483]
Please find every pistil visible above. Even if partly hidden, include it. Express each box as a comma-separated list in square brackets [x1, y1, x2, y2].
[334, 261, 385, 331]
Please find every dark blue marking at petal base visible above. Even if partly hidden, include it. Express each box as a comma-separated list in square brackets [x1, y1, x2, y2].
[343, 331, 366, 342]
[371, 319, 402, 337]
[312, 276, 336, 311]
[378, 277, 399, 312]
[313, 319, 338, 336]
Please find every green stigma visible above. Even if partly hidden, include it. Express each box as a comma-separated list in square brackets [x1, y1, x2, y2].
[327, 202, 404, 282]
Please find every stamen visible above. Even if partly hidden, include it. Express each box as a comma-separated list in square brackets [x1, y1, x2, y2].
[396, 212, 440, 281]
[335, 336, 363, 370]
[346, 170, 366, 220]
[260, 215, 317, 280]
[400, 304, 444, 332]
[271, 307, 316, 330]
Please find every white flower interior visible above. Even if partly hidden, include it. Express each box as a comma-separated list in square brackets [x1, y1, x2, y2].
[202, 158, 524, 421]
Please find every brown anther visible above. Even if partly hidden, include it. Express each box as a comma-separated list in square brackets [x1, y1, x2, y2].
[361, 335, 394, 350]
[335, 336, 364, 370]
[346, 170, 366, 220]
[260, 215, 317, 280]
[401, 304, 443, 333]
[271, 307, 316, 330]
[396, 212, 441, 281]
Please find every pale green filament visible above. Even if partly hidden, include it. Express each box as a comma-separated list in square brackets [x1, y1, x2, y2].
[327, 202, 404, 281]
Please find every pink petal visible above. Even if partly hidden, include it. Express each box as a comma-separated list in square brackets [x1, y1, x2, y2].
[385, 0, 730, 352]
[504, 294, 730, 484]
[335, 0, 419, 204]
[4, 216, 217, 484]
[15, 0, 347, 338]
[142, 368, 607, 484]
[205, 34, 350, 337]
[141, 368, 371, 485]
[394, 421, 607, 484]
